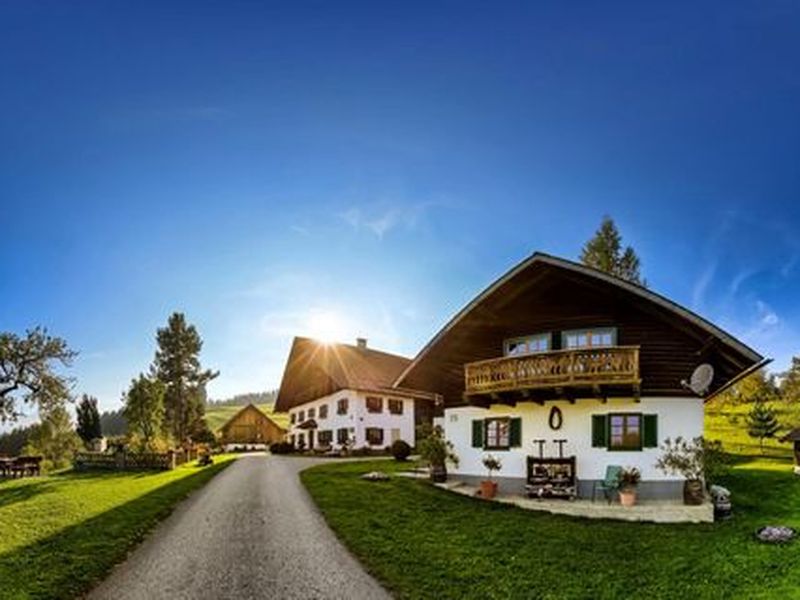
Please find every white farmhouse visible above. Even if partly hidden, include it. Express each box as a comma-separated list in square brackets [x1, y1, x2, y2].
[275, 337, 435, 451]
[394, 252, 766, 500]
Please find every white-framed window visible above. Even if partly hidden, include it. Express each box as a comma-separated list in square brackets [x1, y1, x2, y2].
[504, 333, 551, 356]
[485, 418, 510, 450]
[562, 327, 616, 349]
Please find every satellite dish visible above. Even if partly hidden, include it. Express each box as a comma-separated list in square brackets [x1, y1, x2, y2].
[682, 364, 714, 396]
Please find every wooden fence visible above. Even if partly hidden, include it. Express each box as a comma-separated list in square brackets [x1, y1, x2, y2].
[74, 449, 196, 472]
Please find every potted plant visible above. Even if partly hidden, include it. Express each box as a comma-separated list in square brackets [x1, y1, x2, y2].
[617, 467, 641, 507]
[655, 436, 719, 505]
[417, 425, 459, 483]
[480, 455, 502, 499]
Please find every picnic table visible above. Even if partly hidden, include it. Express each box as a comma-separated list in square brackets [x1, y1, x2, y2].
[0, 456, 43, 478]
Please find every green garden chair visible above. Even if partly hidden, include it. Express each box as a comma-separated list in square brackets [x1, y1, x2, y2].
[592, 465, 622, 504]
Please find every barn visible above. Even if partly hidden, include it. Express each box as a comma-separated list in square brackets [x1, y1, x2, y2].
[218, 404, 286, 450]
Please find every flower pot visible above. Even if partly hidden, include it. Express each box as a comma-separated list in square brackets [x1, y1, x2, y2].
[619, 487, 637, 507]
[480, 480, 498, 499]
[430, 464, 448, 483]
[683, 479, 705, 505]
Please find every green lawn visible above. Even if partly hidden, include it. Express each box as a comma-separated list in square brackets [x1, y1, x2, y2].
[205, 403, 289, 431]
[302, 424, 800, 599]
[0, 455, 236, 600]
[705, 402, 799, 459]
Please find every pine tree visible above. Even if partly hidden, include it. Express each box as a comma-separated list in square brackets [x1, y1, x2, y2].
[75, 394, 102, 445]
[580, 216, 645, 285]
[151, 313, 218, 442]
[124, 375, 165, 450]
[746, 401, 780, 453]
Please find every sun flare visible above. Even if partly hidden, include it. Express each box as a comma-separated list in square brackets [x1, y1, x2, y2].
[306, 309, 348, 344]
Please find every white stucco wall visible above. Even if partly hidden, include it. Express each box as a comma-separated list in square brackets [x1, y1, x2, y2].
[444, 397, 704, 482]
[286, 389, 417, 449]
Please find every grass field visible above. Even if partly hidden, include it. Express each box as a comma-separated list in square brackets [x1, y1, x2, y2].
[301, 408, 800, 599]
[204, 403, 289, 431]
[705, 402, 799, 459]
[0, 455, 236, 600]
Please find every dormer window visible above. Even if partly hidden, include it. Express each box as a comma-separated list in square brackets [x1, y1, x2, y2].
[562, 327, 616, 349]
[504, 333, 551, 356]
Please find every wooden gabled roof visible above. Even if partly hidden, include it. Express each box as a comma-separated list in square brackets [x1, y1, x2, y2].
[394, 252, 766, 405]
[275, 337, 414, 412]
[218, 403, 286, 433]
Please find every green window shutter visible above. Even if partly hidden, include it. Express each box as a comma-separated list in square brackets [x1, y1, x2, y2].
[471, 420, 484, 448]
[643, 414, 658, 448]
[509, 418, 522, 447]
[592, 415, 608, 448]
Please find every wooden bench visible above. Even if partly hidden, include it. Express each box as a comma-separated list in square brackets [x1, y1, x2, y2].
[0, 456, 43, 478]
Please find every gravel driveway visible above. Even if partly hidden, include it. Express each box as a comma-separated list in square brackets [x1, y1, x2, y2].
[88, 454, 391, 600]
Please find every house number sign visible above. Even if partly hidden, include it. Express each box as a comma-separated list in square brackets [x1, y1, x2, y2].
[548, 406, 563, 430]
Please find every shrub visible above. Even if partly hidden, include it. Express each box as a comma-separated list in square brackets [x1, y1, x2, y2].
[391, 440, 412, 461]
[656, 436, 731, 486]
[617, 467, 641, 490]
[270, 441, 294, 455]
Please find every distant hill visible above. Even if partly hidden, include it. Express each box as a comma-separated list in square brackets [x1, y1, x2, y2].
[207, 391, 277, 408]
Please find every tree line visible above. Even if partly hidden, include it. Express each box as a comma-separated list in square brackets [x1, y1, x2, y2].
[0, 312, 219, 467]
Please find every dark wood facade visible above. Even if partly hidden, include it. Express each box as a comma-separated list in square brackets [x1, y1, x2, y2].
[219, 404, 286, 445]
[396, 254, 763, 408]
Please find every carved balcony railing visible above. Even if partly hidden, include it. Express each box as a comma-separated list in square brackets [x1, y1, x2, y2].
[464, 346, 640, 397]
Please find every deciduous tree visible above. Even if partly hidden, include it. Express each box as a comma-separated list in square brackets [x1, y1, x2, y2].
[0, 327, 76, 422]
[124, 375, 165, 450]
[24, 404, 81, 470]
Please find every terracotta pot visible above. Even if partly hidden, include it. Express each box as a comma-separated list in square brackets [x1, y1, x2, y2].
[619, 487, 637, 507]
[430, 464, 447, 483]
[683, 479, 705, 505]
[480, 480, 498, 499]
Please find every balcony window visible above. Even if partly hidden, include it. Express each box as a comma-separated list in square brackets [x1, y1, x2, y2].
[504, 333, 551, 356]
[562, 327, 616, 350]
[388, 399, 403, 415]
[366, 396, 383, 413]
[318, 404, 328, 419]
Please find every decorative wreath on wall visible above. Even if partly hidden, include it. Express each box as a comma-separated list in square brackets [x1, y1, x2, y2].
[548, 406, 563, 430]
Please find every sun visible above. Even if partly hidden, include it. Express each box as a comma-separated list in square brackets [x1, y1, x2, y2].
[306, 309, 348, 344]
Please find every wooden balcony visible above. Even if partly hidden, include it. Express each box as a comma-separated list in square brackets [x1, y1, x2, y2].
[464, 346, 640, 402]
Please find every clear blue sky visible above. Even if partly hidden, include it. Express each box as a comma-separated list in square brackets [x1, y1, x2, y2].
[2, 2, 799, 418]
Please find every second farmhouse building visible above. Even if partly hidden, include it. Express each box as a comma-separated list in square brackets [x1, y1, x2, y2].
[275, 337, 435, 451]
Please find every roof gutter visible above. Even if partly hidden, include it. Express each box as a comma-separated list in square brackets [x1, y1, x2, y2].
[704, 358, 773, 403]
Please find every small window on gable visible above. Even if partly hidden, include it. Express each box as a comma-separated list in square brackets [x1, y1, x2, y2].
[562, 327, 616, 350]
[504, 333, 551, 357]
